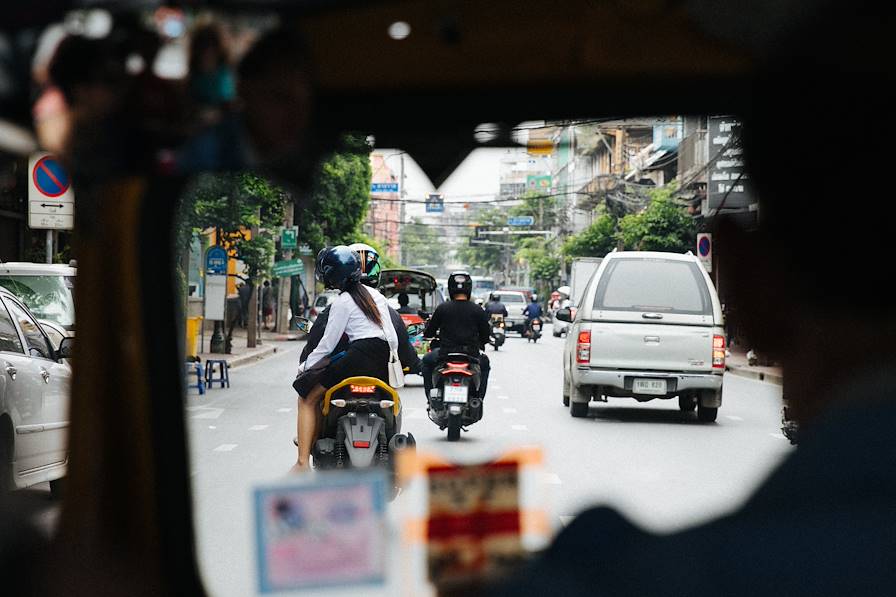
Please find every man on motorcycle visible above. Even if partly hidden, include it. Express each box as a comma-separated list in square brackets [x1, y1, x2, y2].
[299, 242, 420, 373]
[485, 293, 509, 317]
[421, 271, 492, 400]
[523, 294, 543, 334]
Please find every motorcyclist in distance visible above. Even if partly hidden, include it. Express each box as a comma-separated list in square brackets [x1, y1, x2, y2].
[485, 293, 509, 318]
[421, 271, 491, 401]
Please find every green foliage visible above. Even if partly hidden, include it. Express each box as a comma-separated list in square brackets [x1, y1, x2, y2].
[563, 209, 618, 258]
[354, 232, 398, 269]
[618, 185, 695, 252]
[299, 134, 373, 251]
[456, 208, 508, 273]
[519, 238, 560, 285]
[508, 192, 560, 229]
[177, 171, 289, 282]
[400, 218, 447, 269]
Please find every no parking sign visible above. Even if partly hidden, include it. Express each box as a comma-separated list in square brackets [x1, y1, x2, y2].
[697, 233, 712, 272]
[28, 152, 74, 230]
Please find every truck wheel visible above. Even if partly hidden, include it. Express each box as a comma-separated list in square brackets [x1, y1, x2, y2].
[697, 405, 718, 423]
[562, 371, 570, 406]
[570, 401, 589, 418]
[678, 394, 697, 412]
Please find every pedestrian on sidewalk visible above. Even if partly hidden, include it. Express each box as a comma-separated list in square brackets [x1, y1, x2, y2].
[237, 281, 252, 328]
[262, 280, 274, 330]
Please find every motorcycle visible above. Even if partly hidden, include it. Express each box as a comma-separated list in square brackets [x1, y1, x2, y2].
[526, 317, 543, 343]
[426, 348, 484, 441]
[489, 314, 506, 350]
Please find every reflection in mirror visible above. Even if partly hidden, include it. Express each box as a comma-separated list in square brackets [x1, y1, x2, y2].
[293, 316, 313, 333]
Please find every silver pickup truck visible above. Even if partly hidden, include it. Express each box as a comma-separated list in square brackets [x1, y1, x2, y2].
[558, 250, 725, 422]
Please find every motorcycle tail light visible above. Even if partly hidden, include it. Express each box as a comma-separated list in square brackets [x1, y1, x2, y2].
[713, 335, 726, 369]
[350, 384, 376, 394]
[352, 441, 370, 448]
[576, 330, 591, 363]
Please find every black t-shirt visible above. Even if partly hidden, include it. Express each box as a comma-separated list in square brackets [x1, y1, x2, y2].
[423, 299, 491, 354]
[485, 301, 508, 316]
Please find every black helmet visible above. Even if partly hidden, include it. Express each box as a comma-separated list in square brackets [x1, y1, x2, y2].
[489, 293, 498, 302]
[315, 246, 362, 291]
[348, 242, 381, 287]
[447, 271, 472, 299]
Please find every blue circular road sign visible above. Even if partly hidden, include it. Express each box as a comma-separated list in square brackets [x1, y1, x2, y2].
[32, 156, 71, 198]
[698, 236, 711, 257]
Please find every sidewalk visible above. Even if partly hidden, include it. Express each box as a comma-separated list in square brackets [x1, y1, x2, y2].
[195, 326, 306, 369]
[725, 346, 783, 385]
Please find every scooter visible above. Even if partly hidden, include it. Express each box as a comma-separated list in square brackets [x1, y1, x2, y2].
[526, 317, 543, 343]
[489, 314, 506, 350]
[426, 348, 483, 441]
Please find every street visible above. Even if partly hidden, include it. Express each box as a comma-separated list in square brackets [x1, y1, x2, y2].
[188, 325, 793, 597]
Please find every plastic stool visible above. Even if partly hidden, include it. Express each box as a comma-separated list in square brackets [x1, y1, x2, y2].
[205, 359, 230, 389]
[186, 362, 205, 395]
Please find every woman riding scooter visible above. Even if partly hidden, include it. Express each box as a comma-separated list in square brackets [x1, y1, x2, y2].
[291, 246, 399, 472]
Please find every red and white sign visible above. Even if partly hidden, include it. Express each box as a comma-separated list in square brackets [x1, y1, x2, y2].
[28, 152, 74, 230]
[697, 233, 712, 273]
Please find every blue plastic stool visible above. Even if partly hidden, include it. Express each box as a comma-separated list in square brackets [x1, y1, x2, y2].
[186, 362, 205, 395]
[205, 359, 230, 389]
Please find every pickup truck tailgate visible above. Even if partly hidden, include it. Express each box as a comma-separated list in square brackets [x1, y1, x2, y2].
[588, 321, 716, 372]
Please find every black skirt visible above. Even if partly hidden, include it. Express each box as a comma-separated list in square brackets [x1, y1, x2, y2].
[319, 337, 390, 390]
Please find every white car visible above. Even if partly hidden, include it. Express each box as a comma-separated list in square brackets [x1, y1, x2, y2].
[308, 290, 339, 323]
[558, 251, 725, 422]
[0, 287, 71, 493]
[0, 262, 76, 336]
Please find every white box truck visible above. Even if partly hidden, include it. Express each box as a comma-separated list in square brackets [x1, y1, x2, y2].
[569, 257, 603, 307]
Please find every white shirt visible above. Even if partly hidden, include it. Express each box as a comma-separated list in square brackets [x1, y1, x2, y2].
[302, 284, 398, 371]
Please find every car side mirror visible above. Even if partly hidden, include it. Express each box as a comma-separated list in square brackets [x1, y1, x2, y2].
[57, 337, 74, 360]
[555, 308, 573, 323]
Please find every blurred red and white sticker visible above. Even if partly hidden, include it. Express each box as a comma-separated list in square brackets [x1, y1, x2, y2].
[253, 471, 388, 592]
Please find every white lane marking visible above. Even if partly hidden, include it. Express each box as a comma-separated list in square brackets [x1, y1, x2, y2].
[191, 408, 225, 420]
[213, 444, 238, 452]
[545, 473, 562, 485]
[277, 408, 292, 413]
[208, 426, 217, 430]
[768, 433, 788, 440]
[511, 424, 528, 431]
[498, 395, 510, 400]
[503, 407, 518, 414]
[249, 425, 269, 431]
[559, 516, 574, 527]
[725, 415, 744, 421]
[492, 385, 502, 390]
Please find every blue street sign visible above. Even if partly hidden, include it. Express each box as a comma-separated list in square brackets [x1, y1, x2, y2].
[206, 246, 228, 275]
[371, 182, 399, 193]
[507, 216, 535, 226]
[32, 155, 71, 198]
[426, 193, 444, 213]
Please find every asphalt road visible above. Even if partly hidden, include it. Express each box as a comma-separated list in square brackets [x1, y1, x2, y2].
[186, 326, 793, 596]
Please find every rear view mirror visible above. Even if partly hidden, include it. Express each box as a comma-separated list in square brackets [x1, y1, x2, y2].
[57, 336, 74, 360]
[555, 308, 573, 323]
[294, 317, 313, 333]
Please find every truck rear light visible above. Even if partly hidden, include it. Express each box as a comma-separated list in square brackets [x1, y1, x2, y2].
[576, 330, 591, 363]
[713, 335, 726, 369]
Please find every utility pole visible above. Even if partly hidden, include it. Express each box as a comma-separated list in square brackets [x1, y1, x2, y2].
[247, 212, 260, 348]
[276, 202, 294, 334]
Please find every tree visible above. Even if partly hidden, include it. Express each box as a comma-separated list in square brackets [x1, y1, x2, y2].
[298, 134, 373, 252]
[618, 185, 695, 252]
[508, 191, 560, 229]
[563, 208, 618, 258]
[456, 208, 509, 274]
[399, 218, 447, 269]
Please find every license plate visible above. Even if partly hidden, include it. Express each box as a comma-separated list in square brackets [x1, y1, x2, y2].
[633, 378, 667, 395]
[443, 384, 468, 403]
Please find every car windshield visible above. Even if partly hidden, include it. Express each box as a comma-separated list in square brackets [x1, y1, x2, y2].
[593, 258, 712, 315]
[498, 293, 524, 303]
[0, 275, 76, 328]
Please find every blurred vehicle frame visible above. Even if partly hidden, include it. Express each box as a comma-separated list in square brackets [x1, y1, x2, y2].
[0, 1, 886, 596]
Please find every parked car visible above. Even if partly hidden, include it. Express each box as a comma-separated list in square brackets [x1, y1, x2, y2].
[308, 290, 339, 323]
[0, 287, 72, 493]
[490, 290, 528, 334]
[552, 298, 572, 337]
[558, 250, 725, 422]
[0, 262, 76, 334]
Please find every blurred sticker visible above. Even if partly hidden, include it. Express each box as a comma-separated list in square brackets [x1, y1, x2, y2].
[254, 471, 388, 593]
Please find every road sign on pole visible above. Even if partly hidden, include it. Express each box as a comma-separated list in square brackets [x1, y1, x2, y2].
[272, 259, 305, 278]
[204, 246, 228, 321]
[507, 215, 535, 226]
[28, 152, 74, 230]
[371, 182, 399, 193]
[281, 226, 298, 249]
[697, 233, 712, 272]
[425, 194, 444, 213]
